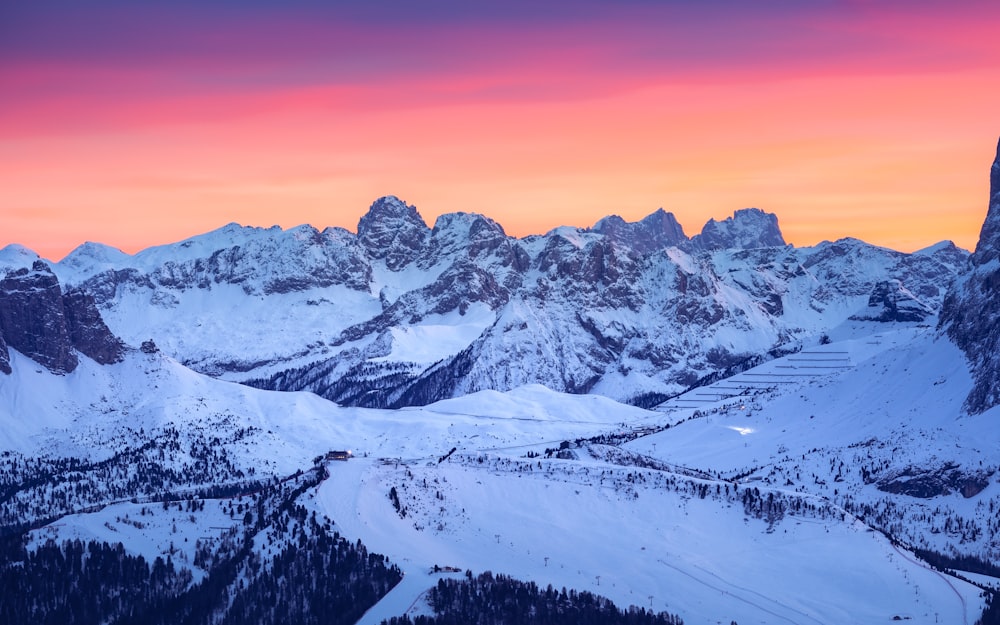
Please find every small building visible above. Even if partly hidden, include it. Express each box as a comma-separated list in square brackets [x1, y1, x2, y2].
[326, 450, 353, 461]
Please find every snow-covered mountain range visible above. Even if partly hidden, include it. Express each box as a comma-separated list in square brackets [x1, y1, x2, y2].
[0, 187, 970, 410]
[2, 139, 1000, 625]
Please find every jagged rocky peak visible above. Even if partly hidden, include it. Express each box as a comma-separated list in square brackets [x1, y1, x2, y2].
[429, 212, 508, 260]
[973, 137, 1000, 266]
[592, 208, 687, 253]
[357, 195, 430, 270]
[692, 208, 786, 251]
[638, 208, 688, 244]
[0, 261, 124, 375]
[913, 240, 970, 273]
[940, 136, 1000, 414]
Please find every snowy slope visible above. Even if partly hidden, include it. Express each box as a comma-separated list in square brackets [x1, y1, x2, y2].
[3, 320, 995, 624]
[317, 454, 982, 625]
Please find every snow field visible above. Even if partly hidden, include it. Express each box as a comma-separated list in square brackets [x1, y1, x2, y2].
[369, 303, 496, 365]
[101, 283, 382, 377]
[315, 452, 982, 625]
[5, 320, 996, 625]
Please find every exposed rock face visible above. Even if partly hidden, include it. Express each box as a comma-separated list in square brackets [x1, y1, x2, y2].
[334, 259, 510, 346]
[941, 138, 1000, 414]
[852, 279, 934, 322]
[973, 137, 1000, 266]
[0, 261, 125, 374]
[62, 290, 125, 365]
[592, 209, 688, 254]
[427, 213, 506, 261]
[691, 208, 785, 251]
[357, 196, 430, 271]
[0, 331, 10, 375]
[876, 463, 994, 499]
[73, 225, 374, 302]
[0, 261, 78, 373]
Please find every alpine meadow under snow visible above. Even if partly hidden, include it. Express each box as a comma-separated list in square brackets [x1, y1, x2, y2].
[2, 141, 1000, 624]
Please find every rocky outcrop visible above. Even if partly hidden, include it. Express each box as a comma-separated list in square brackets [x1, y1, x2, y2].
[973, 137, 1000, 266]
[941, 138, 1000, 414]
[0, 261, 78, 373]
[357, 196, 430, 270]
[691, 208, 785, 251]
[592, 209, 688, 254]
[851, 279, 934, 322]
[334, 259, 509, 346]
[63, 289, 125, 365]
[0, 261, 125, 374]
[0, 331, 10, 375]
[876, 463, 994, 499]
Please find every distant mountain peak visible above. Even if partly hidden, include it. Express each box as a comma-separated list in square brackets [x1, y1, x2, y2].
[59, 242, 132, 280]
[692, 208, 786, 251]
[972, 137, 1000, 265]
[431, 211, 504, 236]
[0, 244, 41, 273]
[357, 196, 429, 270]
[358, 196, 425, 231]
[591, 208, 687, 253]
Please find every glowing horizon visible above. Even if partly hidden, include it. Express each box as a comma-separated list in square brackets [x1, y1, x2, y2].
[2, 1, 998, 261]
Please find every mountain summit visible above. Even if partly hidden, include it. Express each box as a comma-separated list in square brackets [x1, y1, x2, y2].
[972, 136, 1000, 265]
[941, 136, 1000, 413]
[357, 195, 430, 270]
[592, 208, 688, 254]
[691, 207, 786, 250]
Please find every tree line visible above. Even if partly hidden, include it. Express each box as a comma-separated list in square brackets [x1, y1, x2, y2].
[0, 467, 402, 625]
[380, 570, 684, 625]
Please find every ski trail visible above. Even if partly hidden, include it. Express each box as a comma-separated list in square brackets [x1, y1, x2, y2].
[354, 570, 431, 625]
[889, 542, 968, 625]
[656, 556, 824, 625]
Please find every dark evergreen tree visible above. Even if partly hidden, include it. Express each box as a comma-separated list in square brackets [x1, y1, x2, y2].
[379, 571, 683, 625]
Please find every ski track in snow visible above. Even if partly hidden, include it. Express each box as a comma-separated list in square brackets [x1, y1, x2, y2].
[653, 554, 823, 625]
[889, 541, 969, 625]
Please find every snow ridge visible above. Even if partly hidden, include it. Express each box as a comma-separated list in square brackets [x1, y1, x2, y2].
[22, 197, 968, 408]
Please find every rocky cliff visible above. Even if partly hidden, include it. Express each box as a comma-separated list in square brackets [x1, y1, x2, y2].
[0, 261, 124, 374]
[941, 137, 1000, 414]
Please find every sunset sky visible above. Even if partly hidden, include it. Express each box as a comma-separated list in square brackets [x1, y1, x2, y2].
[2, 1, 999, 261]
